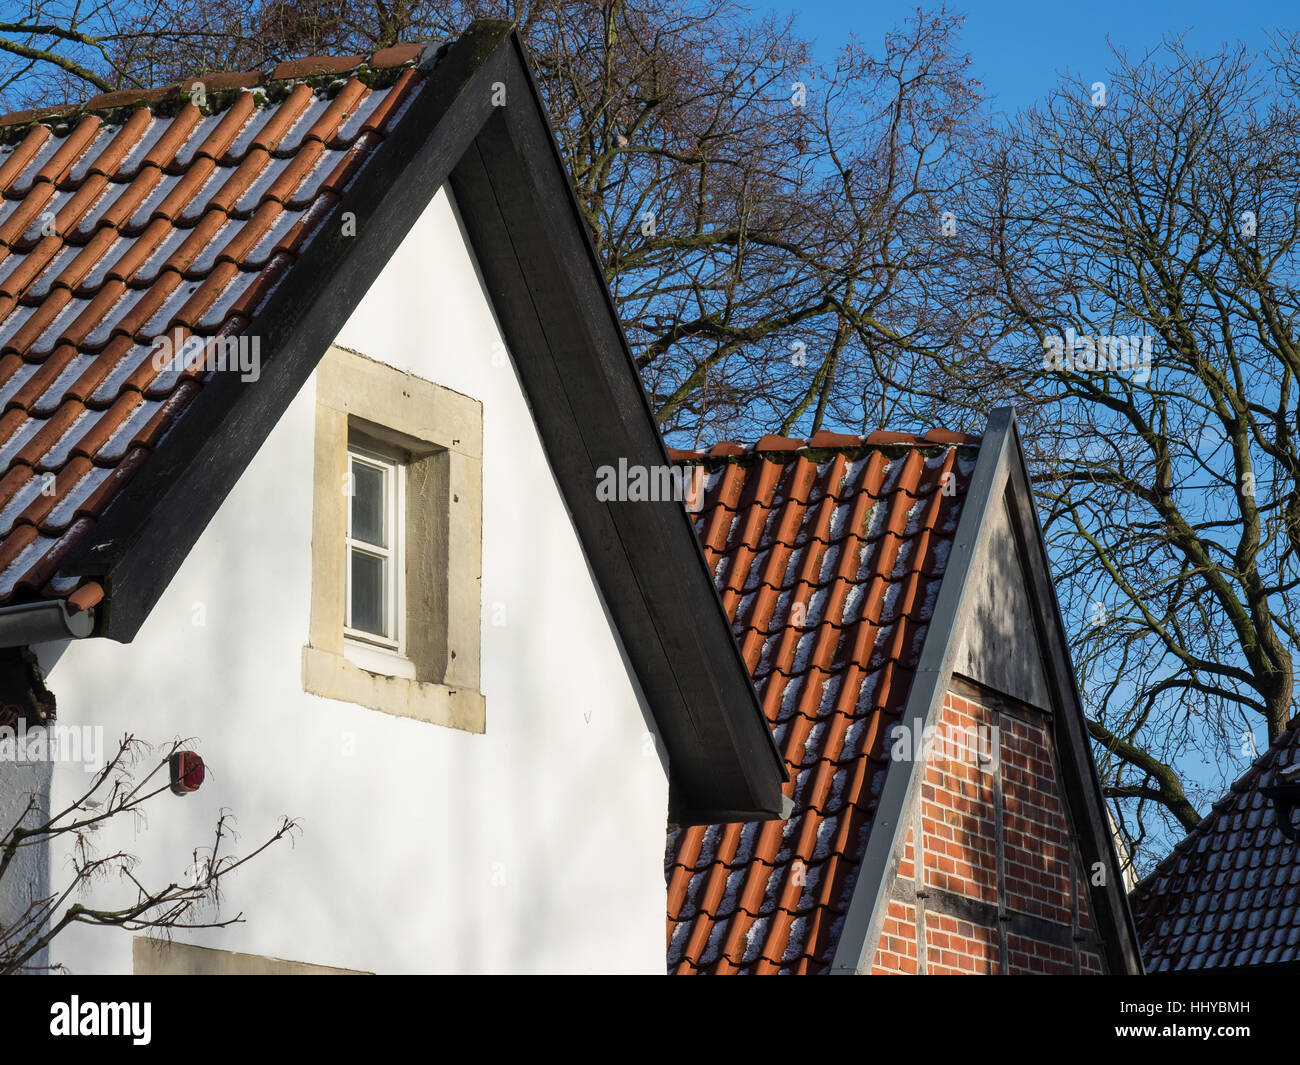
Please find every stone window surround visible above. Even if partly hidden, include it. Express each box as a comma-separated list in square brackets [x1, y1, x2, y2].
[302, 344, 484, 733]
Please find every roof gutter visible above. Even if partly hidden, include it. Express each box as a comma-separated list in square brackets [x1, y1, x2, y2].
[0, 600, 95, 647]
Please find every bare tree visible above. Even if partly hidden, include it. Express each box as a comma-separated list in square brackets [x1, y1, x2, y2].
[0, 0, 989, 445]
[960, 37, 1300, 864]
[1, 732, 297, 974]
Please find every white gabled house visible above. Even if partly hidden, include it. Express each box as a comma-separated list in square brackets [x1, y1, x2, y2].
[0, 22, 785, 974]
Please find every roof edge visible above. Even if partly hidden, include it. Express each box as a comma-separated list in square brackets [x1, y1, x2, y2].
[57, 20, 515, 622]
[827, 406, 1016, 974]
[998, 414, 1146, 973]
[0, 42, 439, 137]
[666, 428, 982, 462]
[446, 29, 785, 821]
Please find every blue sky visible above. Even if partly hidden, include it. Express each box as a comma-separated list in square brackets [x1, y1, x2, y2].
[754, 1, 1295, 862]
[770, 0, 1294, 117]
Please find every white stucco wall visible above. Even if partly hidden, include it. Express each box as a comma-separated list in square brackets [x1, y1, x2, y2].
[0, 757, 50, 971]
[32, 187, 670, 975]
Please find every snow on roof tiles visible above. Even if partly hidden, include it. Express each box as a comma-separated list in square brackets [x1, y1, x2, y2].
[0, 43, 432, 616]
[665, 428, 980, 974]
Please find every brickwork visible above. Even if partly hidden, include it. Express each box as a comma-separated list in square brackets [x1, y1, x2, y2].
[869, 687, 1103, 974]
[1001, 711, 1073, 924]
[926, 913, 998, 974]
[921, 693, 998, 904]
[868, 897, 918, 974]
[1006, 932, 1072, 975]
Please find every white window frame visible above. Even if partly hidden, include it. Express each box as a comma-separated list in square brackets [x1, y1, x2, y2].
[343, 442, 413, 679]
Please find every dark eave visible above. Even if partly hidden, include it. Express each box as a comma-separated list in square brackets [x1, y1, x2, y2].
[55, 21, 786, 824]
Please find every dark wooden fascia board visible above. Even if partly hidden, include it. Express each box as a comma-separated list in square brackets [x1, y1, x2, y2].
[447, 36, 784, 823]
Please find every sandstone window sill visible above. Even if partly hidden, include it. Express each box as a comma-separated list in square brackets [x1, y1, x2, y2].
[302, 644, 485, 733]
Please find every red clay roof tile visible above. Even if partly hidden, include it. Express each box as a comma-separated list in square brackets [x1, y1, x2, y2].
[371, 43, 429, 69]
[76, 112, 151, 181]
[139, 104, 204, 171]
[188, 71, 263, 94]
[1, 107, 79, 129]
[65, 579, 104, 612]
[271, 55, 366, 81]
[9, 344, 78, 412]
[752, 434, 806, 451]
[806, 430, 861, 448]
[666, 433, 980, 973]
[0, 46, 433, 612]
[0, 128, 52, 191]
[83, 89, 165, 112]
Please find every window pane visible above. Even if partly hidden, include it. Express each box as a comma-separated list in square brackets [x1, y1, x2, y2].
[350, 549, 385, 636]
[351, 461, 385, 546]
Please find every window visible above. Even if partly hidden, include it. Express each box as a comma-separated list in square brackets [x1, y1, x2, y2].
[344, 442, 412, 677]
[302, 345, 484, 732]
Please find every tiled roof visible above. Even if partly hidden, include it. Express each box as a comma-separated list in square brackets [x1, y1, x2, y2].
[0, 43, 434, 616]
[1130, 719, 1300, 971]
[664, 428, 981, 974]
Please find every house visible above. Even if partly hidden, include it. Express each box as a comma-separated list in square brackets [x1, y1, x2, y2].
[664, 415, 1145, 974]
[0, 16, 1143, 978]
[0, 21, 788, 975]
[1129, 718, 1300, 973]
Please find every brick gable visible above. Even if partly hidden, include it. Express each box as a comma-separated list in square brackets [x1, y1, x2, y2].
[867, 686, 1105, 974]
[664, 413, 1142, 974]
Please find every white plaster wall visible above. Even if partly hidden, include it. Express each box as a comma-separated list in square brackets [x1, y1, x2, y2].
[34, 187, 670, 975]
[0, 758, 50, 971]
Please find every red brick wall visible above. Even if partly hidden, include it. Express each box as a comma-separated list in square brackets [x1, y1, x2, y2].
[869, 896, 918, 974]
[1002, 713, 1072, 925]
[1006, 933, 1072, 975]
[927, 913, 998, 974]
[922, 693, 998, 906]
[867, 688, 1102, 974]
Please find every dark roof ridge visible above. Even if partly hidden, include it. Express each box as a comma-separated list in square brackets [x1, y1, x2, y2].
[0, 41, 442, 136]
[666, 427, 982, 462]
